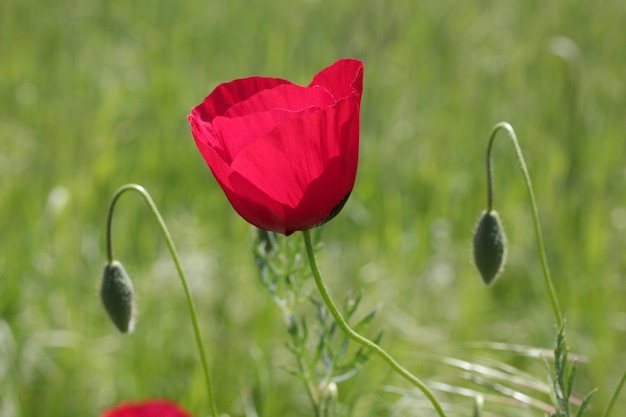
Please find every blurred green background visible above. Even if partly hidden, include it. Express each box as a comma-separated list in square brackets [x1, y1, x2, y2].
[1, 0, 625, 415]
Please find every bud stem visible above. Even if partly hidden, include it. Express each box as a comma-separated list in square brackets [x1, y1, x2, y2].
[486, 122, 564, 328]
[302, 229, 448, 417]
[105, 184, 219, 417]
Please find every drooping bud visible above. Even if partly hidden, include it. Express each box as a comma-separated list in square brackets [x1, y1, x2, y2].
[473, 210, 507, 285]
[100, 260, 136, 333]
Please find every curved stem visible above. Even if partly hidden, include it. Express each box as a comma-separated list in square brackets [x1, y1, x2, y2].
[106, 184, 219, 417]
[302, 230, 448, 417]
[485, 127, 496, 213]
[486, 122, 563, 328]
[601, 368, 626, 417]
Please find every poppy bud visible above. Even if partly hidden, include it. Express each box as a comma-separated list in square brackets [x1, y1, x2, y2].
[100, 260, 136, 333]
[473, 210, 507, 285]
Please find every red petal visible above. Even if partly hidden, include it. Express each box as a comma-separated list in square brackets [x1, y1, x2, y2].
[100, 400, 193, 417]
[231, 113, 331, 205]
[228, 96, 360, 232]
[193, 77, 291, 121]
[196, 84, 335, 163]
[309, 59, 364, 101]
[224, 84, 335, 117]
[211, 106, 319, 163]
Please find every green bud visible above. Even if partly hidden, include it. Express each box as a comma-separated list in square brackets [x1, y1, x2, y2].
[100, 260, 136, 333]
[473, 210, 507, 285]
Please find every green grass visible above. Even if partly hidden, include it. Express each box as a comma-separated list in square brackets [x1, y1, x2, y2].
[1, 0, 625, 415]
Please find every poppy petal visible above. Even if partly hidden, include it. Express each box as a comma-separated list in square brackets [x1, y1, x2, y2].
[309, 58, 364, 100]
[100, 399, 193, 417]
[194, 77, 291, 120]
[224, 84, 335, 117]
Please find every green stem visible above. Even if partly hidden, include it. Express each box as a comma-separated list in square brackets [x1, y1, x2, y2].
[601, 368, 626, 417]
[486, 122, 564, 328]
[302, 229, 448, 417]
[106, 184, 219, 417]
[291, 331, 321, 417]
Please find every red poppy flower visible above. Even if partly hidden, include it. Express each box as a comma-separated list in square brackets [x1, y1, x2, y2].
[100, 399, 193, 417]
[188, 58, 363, 235]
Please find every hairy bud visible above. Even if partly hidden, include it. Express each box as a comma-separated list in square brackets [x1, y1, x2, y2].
[100, 260, 136, 333]
[473, 210, 507, 285]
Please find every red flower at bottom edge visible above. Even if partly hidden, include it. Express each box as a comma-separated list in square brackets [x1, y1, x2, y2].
[188, 58, 364, 235]
[100, 399, 193, 417]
